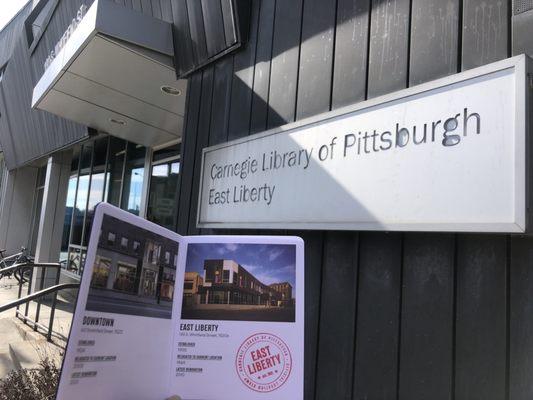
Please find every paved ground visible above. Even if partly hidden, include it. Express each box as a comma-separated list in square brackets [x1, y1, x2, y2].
[0, 276, 76, 379]
[0, 277, 76, 340]
[182, 306, 295, 322]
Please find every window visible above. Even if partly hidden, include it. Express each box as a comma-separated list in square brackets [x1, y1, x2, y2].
[147, 143, 180, 230]
[133, 241, 141, 253]
[91, 256, 111, 288]
[121, 237, 128, 248]
[71, 144, 92, 245]
[60, 136, 149, 275]
[121, 143, 146, 216]
[140, 269, 158, 297]
[165, 251, 170, 264]
[184, 282, 194, 290]
[107, 232, 116, 245]
[113, 263, 137, 293]
[105, 138, 126, 207]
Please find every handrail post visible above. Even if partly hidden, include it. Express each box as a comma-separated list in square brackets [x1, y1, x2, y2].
[16, 266, 23, 313]
[34, 265, 46, 330]
[23, 266, 33, 322]
[47, 266, 62, 341]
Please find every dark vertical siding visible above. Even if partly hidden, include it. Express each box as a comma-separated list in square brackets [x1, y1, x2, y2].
[267, 0, 303, 128]
[296, 0, 336, 119]
[353, 233, 402, 399]
[367, 0, 410, 98]
[176, 0, 531, 399]
[409, 0, 459, 85]
[331, 0, 370, 109]
[399, 235, 455, 400]
[462, 0, 509, 70]
[315, 233, 359, 400]
[455, 235, 507, 400]
[510, 237, 533, 400]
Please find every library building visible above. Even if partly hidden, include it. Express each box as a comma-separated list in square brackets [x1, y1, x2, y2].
[1, 0, 533, 398]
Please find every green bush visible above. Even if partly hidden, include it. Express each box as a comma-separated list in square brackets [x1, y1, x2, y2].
[0, 358, 59, 400]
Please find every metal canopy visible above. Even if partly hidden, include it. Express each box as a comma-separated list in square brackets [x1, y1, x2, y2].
[31, 0, 187, 148]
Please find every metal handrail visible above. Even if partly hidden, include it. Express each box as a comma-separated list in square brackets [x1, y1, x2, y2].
[0, 284, 80, 312]
[9, 284, 79, 342]
[0, 262, 78, 342]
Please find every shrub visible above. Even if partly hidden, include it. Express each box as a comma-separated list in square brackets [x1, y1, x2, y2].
[0, 358, 60, 400]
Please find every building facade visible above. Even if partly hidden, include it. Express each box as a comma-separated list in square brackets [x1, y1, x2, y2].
[1, 0, 533, 399]
[196, 259, 287, 306]
[93, 214, 178, 304]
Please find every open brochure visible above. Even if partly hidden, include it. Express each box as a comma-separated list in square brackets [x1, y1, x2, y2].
[56, 203, 304, 400]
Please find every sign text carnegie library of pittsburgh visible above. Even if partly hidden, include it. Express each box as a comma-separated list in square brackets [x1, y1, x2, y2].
[206, 107, 481, 207]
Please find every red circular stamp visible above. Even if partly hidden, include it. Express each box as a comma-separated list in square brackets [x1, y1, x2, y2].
[235, 333, 292, 393]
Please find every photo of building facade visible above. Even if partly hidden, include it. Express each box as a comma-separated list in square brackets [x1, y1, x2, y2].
[86, 214, 179, 319]
[0, 0, 533, 398]
[182, 244, 296, 322]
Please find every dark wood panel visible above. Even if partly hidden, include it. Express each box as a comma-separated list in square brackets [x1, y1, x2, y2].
[201, 0, 227, 57]
[249, 0, 276, 134]
[296, 0, 337, 119]
[140, 0, 153, 15]
[186, 0, 209, 65]
[331, 0, 370, 108]
[220, 0, 238, 46]
[301, 231, 324, 400]
[209, 57, 234, 145]
[172, 0, 195, 77]
[398, 234, 455, 400]
[367, 0, 410, 98]
[151, 0, 163, 19]
[409, 0, 459, 85]
[159, 0, 173, 23]
[187, 67, 214, 235]
[267, 0, 304, 128]
[227, 0, 260, 141]
[176, 73, 202, 235]
[509, 236, 533, 400]
[455, 234, 507, 400]
[462, 0, 509, 70]
[353, 232, 402, 400]
[131, 0, 142, 11]
[315, 232, 358, 400]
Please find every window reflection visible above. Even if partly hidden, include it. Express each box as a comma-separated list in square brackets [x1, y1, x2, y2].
[71, 145, 92, 245]
[106, 138, 126, 207]
[121, 143, 146, 216]
[147, 143, 180, 230]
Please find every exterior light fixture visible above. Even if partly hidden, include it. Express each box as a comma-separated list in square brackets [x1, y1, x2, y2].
[161, 85, 181, 96]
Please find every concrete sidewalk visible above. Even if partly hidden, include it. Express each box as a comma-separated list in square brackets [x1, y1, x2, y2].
[0, 276, 77, 379]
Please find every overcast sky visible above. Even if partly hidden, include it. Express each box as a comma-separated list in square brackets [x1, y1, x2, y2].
[0, 0, 29, 31]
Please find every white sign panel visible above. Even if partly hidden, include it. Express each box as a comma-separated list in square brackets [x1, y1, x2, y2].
[198, 55, 530, 232]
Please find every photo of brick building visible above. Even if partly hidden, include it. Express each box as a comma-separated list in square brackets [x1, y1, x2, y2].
[86, 214, 179, 319]
[181, 243, 296, 322]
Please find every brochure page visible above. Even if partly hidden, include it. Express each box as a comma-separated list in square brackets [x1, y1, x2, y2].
[169, 235, 304, 400]
[56, 203, 185, 400]
[56, 203, 304, 399]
